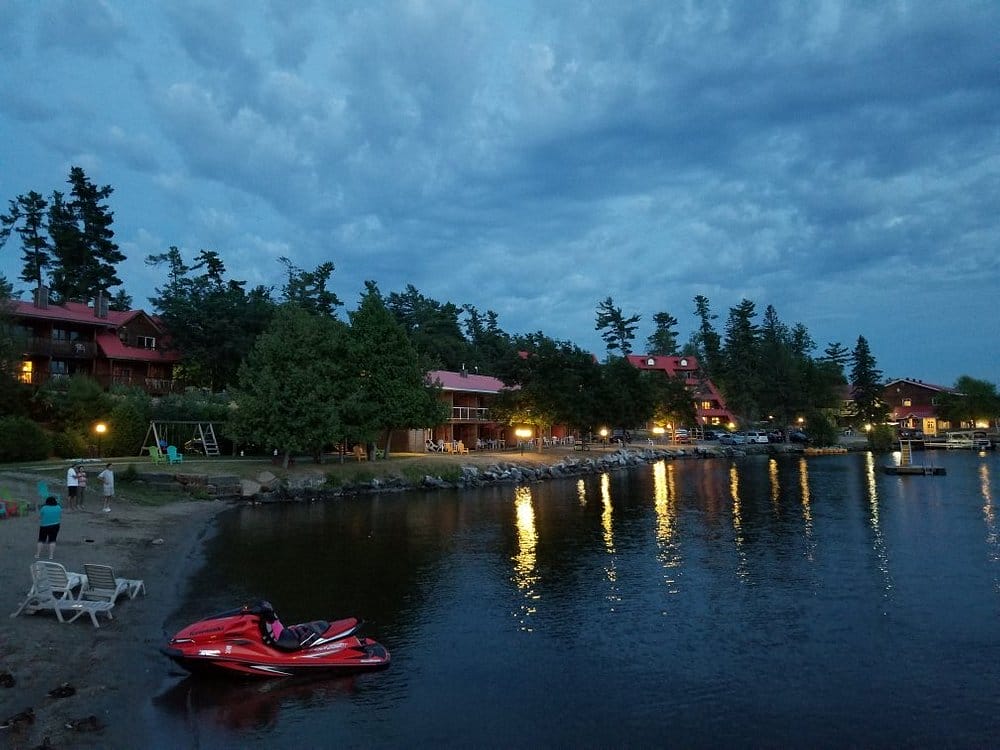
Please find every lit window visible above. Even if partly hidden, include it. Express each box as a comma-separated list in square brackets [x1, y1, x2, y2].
[19, 361, 32, 384]
[902, 398, 911, 407]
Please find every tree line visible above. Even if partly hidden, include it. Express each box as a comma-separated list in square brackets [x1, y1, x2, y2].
[2, 167, 997, 461]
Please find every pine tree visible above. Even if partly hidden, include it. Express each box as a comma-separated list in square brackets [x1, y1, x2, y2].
[850, 335, 884, 424]
[595, 296, 640, 357]
[646, 312, 680, 356]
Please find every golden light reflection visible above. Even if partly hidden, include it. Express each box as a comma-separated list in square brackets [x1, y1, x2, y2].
[654, 460, 681, 595]
[864, 451, 893, 603]
[576, 478, 587, 507]
[601, 473, 614, 555]
[600, 473, 620, 607]
[768, 458, 780, 507]
[513, 486, 539, 631]
[729, 464, 747, 580]
[798, 457, 814, 561]
[980, 464, 998, 568]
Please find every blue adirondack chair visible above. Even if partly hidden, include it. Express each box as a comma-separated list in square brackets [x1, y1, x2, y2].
[166, 445, 184, 464]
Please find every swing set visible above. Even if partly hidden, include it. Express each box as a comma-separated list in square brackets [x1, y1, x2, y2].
[140, 421, 221, 457]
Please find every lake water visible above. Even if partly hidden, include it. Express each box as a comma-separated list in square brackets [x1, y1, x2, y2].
[149, 450, 999, 748]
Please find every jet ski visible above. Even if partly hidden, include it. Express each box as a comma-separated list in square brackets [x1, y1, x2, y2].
[162, 600, 390, 678]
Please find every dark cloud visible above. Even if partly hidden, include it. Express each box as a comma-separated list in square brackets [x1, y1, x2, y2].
[1, 1, 998, 384]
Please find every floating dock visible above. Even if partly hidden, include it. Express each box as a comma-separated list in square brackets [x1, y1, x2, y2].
[882, 440, 946, 476]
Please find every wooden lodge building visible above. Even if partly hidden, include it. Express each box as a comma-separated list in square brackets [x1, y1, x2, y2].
[6, 287, 181, 395]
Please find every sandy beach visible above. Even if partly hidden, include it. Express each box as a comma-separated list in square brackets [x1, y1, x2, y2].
[0, 472, 227, 749]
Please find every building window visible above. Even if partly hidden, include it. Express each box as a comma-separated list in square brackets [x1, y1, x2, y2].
[902, 398, 911, 407]
[679, 358, 688, 367]
[50, 360, 68, 377]
[19, 361, 32, 384]
[700, 401, 712, 410]
[136, 336, 156, 349]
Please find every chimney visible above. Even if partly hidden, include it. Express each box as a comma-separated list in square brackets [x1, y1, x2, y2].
[33, 285, 49, 309]
[95, 291, 109, 319]
[460, 363, 468, 378]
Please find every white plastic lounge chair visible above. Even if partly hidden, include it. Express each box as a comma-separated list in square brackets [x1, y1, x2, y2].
[10, 562, 114, 627]
[82, 563, 145, 603]
[34, 561, 88, 601]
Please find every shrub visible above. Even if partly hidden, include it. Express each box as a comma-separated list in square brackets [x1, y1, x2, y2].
[51, 427, 89, 459]
[0, 416, 51, 462]
[868, 424, 895, 453]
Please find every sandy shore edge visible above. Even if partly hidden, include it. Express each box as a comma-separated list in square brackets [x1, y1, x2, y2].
[0, 472, 229, 749]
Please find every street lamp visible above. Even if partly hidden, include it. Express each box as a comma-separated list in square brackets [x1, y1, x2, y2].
[652, 426, 665, 444]
[95, 422, 107, 457]
[515, 427, 532, 455]
[599, 427, 608, 445]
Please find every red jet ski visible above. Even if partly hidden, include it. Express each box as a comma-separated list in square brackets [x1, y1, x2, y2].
[162, 601, 390, 678]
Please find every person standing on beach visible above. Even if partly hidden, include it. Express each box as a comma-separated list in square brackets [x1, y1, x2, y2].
[36, 496, 62, 559]
[66, 464, 79, 511]
[76, 464, 87, 511]
[97, 463, 114, 512]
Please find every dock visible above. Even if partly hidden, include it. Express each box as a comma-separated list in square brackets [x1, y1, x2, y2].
[882, 440, 946, 476]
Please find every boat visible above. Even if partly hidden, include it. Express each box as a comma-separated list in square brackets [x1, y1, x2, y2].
[881, 440, 946, 476]
[162, 601, 390, 678]
[923, 431, 992, 451]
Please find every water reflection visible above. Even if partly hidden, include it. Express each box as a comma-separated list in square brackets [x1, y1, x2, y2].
[512, 486, 539, 630]
[576, 478, 587, 507]
[729, 464, 748, 581]
[865, 451, 893, 604]
[768, 458, 780, 509]
[600, 473, 621, 609]
[653, 461, 681, 595]
[980, 464, 998, 589]
[799, 457, 815, 561]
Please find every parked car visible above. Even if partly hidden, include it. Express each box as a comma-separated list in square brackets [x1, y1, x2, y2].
[788, 430, 810, 444]
[673, 428, 690, 443]
[744, 431, 769, 444]
[718, 432, 736, 445]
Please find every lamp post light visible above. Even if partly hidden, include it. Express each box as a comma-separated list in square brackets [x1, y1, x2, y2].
[515, 427, 532, 455]
[652, 426, 665, 444]
[95, 422, 107, 458]
[599, 427, 608, 446]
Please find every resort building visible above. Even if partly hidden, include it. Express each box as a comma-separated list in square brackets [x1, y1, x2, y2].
[394, 368, 514, 453]
[881, 378, 968, 435]
[627, 354, 735, 430]
[5, 287, 181, 395]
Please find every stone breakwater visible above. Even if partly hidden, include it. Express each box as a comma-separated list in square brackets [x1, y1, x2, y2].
[265, 445, 762, 501]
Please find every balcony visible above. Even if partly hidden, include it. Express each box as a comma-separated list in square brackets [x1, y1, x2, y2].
[20, 337, 96, 358]
[450, 406, 492, 422]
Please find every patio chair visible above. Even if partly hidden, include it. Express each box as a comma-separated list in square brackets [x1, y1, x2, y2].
[166, 445, 184, 464]
[82, 563, 146, 603]
[147, 445, 166, 464]
[353, 445, 368, 462]
[11, 562, 113, 627]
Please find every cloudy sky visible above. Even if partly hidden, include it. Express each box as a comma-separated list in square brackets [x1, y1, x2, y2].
[1, 1, 998, 386]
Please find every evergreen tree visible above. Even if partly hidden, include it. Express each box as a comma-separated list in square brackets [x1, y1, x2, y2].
[646, 312, 680, 356]
[279, 257, 342, 317]
[229, 304, 350, 467]
[462, 305, 514, 375]
[721, 299, 761, 424]
[147, 248, 276, 391]
[49, 167, 125, 302]
[595, 296, 640, 357]
[345, 282, 447, 457]
[821, 341, 851, 380]
[385, 284, 471, 370]
[0, 191, 51, 288]
[692, 295, 723, 378]
[849, 335, 884, 424]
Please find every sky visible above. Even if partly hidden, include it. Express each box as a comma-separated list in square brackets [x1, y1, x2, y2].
[1, 1, 998, 387]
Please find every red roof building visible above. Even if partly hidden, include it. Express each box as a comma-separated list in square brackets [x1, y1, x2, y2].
[627, 354, 735, 429]
[7, 287, 182, 395]
[881, 378, 964, 434]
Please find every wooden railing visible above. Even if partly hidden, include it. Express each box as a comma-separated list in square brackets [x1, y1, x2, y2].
[450, 406, 491, 421]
